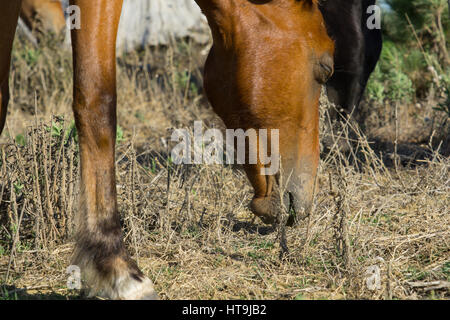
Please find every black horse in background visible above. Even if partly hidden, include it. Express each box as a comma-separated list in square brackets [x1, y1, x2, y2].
[320, 0, 383, 115]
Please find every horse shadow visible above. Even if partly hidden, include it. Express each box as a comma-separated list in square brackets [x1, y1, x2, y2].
[0, 285, 82, 300]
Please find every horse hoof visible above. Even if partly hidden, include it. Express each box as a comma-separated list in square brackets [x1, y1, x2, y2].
[115, 276, 159, 300]
[91, 274, 158, 300]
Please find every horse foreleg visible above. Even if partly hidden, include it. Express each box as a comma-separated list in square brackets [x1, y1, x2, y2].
[69, 0, 157, 300]
[0, 1, 21, 135]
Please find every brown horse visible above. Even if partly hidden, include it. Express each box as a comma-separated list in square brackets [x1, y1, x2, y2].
[0, 0, 333, 299]
[20, 0, 65, 34]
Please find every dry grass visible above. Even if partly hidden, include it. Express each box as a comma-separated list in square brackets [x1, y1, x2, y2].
[0, 34, 448, 300]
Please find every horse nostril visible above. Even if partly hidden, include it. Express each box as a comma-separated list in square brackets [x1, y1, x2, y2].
[288, 192, 295, 213]
[321, 52, 334, 75]
[286, 192, 296, 227]
[314, 52, 334, 84]
[320, 62, 332, 76]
